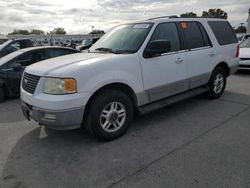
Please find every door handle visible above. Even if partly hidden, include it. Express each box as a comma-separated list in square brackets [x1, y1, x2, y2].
[175, 58, 183, 64]
[209, 52, 215, 57]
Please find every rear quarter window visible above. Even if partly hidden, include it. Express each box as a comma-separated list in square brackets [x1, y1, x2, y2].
[208, 21, 237, 45]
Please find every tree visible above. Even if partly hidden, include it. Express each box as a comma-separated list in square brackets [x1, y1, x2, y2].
[90, 30, 105, 35]
[235, 26, 247, 33]
[180, 12, 197, 18]
[50, 27, 66, 35]
[202, 8, 227, 19]
[30, 29, 45, 35]
[8, 29, 29, 35]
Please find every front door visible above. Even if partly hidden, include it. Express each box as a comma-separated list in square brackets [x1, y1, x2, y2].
[139, 22, 188, 102]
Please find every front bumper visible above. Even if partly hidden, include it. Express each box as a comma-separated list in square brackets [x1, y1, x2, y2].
[21, 100, 85, 130]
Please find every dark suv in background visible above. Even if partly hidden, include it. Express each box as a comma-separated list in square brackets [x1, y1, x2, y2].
[0, 39, 33, 58]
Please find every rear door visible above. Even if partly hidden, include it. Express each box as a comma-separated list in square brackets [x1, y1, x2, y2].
[179, 21, 215, 89]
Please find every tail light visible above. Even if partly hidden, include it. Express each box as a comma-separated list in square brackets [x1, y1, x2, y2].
[236, 44, 239, 57]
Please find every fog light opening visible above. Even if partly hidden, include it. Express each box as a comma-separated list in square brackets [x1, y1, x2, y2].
[44, 113, 56, 120]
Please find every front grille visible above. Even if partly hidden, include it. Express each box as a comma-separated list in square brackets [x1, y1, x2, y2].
[22, 72, 40, 94]
[240, 58, 250, 61]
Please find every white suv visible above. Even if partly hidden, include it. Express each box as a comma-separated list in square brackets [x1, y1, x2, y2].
[21, 17, 239, 140]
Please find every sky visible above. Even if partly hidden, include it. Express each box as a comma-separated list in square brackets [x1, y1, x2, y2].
[0, 0, 249, 34]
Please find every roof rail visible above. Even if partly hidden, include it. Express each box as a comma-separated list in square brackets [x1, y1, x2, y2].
[147, 15, 178, 20]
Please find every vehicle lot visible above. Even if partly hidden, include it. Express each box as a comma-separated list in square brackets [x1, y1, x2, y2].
[0, 72, 250, 188]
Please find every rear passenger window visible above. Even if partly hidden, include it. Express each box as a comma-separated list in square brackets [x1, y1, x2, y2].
[208, 21, 237, 45]
[198, 23, 211, 47]
[181, 22, 205, 49]
[150, 22, 180, 52]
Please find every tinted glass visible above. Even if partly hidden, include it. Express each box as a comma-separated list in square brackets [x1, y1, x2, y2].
[13, 53, 34, 67]
[9, 51, 45, 67]
[198, 23, 211, 47]
[182, 22, 204, 49]
[208, 21, 237, 45]
[10, 41, 21, 50]
[150, 22, 180, 52]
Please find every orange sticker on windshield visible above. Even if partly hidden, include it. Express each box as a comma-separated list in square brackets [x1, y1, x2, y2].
[181, 22, 187, 29]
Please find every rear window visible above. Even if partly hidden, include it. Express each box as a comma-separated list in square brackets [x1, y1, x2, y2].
[208, 21, 237, 45]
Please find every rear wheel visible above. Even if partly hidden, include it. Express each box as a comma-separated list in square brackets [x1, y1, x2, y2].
[206, 67, 227, 99]
[0, 88, 5, 102]
[85, 90, 134, 141]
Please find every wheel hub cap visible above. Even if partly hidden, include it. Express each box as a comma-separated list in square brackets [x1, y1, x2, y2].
[213, 73, 224, 94]
[109, 112, 119, 122]
[100, 102, 126, 133]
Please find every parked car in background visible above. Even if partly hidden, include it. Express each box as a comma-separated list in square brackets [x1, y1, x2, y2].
[0, 39, 33, 58]
[67, 40, 82, 49]
[238, 33, 250, 43]
[0, 46, 78, 102]
[76, 38, 100, 51]
[239, 38, 250, 70]
[0, 39, 8, 45]
[21, 17, 239, 141]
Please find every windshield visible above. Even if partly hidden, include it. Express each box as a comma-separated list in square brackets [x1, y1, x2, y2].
[240, 38, 250, 48]
[0, 50, 23, 67]
[89, 23, 153, 54]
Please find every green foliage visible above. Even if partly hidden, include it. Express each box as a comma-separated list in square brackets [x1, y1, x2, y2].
[49, 27, 67, 35]
[235, 26, 247, 33]
[180, 12, 197, 18]
[30, 29, 45, 35]
[90, 30, 105, 34]
[202, 8, 228, 19]
[8, 29, 29, 35]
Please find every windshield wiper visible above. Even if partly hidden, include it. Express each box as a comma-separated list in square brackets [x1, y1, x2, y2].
[94, 47, 119, 54]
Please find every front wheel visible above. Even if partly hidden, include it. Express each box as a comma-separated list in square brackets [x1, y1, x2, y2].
[85, 90, 134, 141]
[206, 67, 227, 99]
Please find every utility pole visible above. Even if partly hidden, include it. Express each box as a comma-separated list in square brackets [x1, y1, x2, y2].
[247, 8, 250, 33]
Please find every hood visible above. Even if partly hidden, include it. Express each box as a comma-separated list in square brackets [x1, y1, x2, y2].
[25, 52, 112, 76]
[239, 48, 250, 58]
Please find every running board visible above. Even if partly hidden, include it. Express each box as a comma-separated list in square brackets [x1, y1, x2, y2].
[138, 86, 209, 115]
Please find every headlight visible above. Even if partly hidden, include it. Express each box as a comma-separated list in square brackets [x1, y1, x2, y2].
[43, 77, 77, 94]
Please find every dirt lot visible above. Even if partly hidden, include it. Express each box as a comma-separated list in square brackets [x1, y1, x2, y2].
[1, 72, 250, 188]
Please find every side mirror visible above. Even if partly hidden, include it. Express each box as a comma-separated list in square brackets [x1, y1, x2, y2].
[146, 40, 171, 57]
[10, 63, 22, 72]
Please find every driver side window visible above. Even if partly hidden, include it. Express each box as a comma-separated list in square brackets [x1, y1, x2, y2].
[150, 22, 181, 52]
[8, 53, 34, 68]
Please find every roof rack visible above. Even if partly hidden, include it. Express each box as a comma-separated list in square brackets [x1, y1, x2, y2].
[147, 15, 178, 20]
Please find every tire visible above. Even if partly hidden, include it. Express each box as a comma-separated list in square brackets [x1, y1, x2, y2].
[85, 89, 134, 141]
[0, 87, 5, 103]
[206, 67, 227, 99]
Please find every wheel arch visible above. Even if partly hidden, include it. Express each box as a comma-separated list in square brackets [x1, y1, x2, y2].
[214, 62, 230, 77]
[82, 82, 138, 126]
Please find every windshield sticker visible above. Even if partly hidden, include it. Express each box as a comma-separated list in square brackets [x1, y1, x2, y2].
[133, 24, 150, 29]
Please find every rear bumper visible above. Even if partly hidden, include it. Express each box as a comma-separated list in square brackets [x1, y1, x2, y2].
[229, 64, 239, 74]
[21, 100, 85, 130]
[238, 60, 250, 70]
